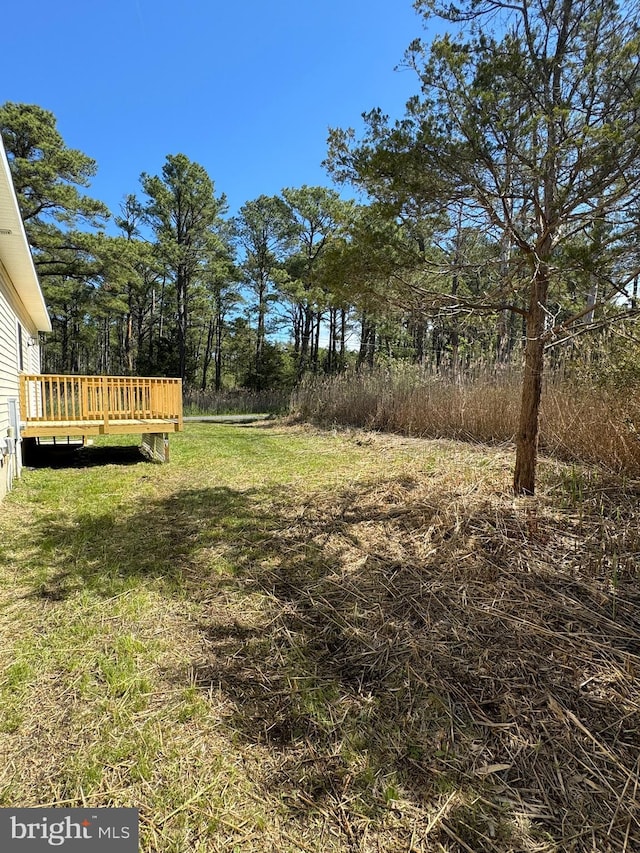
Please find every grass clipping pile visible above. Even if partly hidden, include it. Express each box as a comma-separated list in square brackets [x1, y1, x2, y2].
[211, 445, 640, 852]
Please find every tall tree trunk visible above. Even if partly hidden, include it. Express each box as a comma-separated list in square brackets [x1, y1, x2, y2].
[412, 316, 426, 365]
[255, 277, 266, 391]
[157, 278, 166, 360]
[367, 324, 376, 369]
[177, 268, 188, 381]
[148, 287, 156, 367]
[357, 314, 371, 370]
[339, 308, 346, 371]
[297, 306, 314, 379]
[201, 317, 215, 391]
[71, 314, 80, 374]
[215, 310, 223, 391]
[326, 306, 335, 373]
[433, 323, 443, 373]
[124, 289, 134, 375]
[135, 298, 145, 375]
[312, 311, 322, 371]
[60, 306, 70, 374]
[293, 305, 302, 355]
[106, 318, 111, 373]
[513, 266, 549, 495]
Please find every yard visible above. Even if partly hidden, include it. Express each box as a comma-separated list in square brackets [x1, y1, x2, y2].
[0, 422, 638, 852]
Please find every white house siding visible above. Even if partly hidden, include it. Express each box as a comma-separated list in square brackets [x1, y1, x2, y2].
[0, 283, 17, 498]
[27, 331, 41, 373]
[0, 265, 42, 498]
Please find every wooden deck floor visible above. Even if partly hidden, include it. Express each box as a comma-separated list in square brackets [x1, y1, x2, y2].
[21, 418, 182, 439]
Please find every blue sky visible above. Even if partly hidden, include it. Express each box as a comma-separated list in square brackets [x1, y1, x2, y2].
[2, 0, 431, 221]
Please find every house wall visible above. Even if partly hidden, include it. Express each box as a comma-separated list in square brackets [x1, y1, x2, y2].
[0, 262, 42, 498]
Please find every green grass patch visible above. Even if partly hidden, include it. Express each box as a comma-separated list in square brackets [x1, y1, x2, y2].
[0, 422, 638, 851]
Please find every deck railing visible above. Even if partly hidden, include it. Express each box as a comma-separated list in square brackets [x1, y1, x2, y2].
[19, 374, 183, 429]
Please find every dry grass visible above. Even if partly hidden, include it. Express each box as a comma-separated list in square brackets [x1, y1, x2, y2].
[542, 384, 640, 473]
[292, 368, 640, 476]
[0, 424, 639, 851]
[198, 432, 640, 851]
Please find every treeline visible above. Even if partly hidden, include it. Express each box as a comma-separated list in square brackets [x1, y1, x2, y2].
[0, 102, 360, 390]
[2, 0, 640, 493]
[0, 103, 533, 393]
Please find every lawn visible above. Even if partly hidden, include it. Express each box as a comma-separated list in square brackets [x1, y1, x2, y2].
[0, 422, 638, 852]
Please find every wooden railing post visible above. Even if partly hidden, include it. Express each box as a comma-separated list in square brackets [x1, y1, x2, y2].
[18, 375, 27, 422]
[80, 377, 87, 420]
[177, 380, 183, 429]
[102, 376, 109, 430]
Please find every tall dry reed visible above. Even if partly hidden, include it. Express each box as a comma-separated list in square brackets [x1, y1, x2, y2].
[291, 365, 640, 475]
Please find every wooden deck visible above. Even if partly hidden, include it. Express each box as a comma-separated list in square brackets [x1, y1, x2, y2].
[19, 374, 183, 439]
